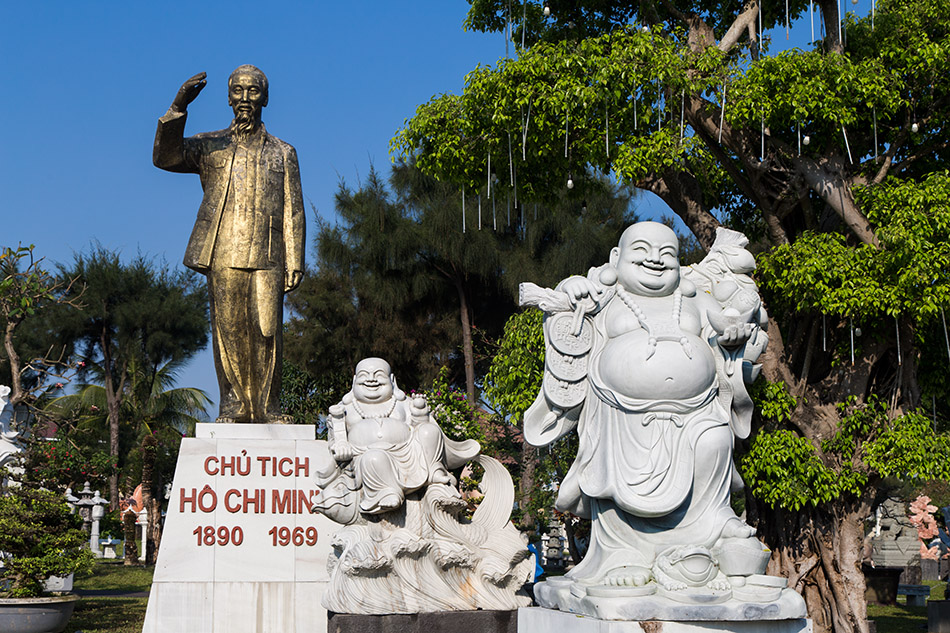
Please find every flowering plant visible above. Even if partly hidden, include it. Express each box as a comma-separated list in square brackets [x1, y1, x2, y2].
[908, 495, 946, 560]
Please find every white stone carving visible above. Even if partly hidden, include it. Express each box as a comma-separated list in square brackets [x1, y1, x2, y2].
[0, 385, 24, 470]
[518, 222, 806, 620]
[142, 424, 338, 633]
[312, 358, 533, 614]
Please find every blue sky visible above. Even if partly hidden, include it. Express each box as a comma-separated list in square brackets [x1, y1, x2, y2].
[2, 1, 825, 412]
[1, 2, 520, 410]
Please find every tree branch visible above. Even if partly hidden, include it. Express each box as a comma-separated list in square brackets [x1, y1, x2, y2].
[718, 0, 759, 52]
[788, 156, 880, 247]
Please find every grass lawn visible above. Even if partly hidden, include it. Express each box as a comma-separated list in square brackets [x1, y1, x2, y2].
[70, 561, 153, 633]
[75, 560, 154, 593]
[867, 580, 945, 633]
[69, 597, 149, 633]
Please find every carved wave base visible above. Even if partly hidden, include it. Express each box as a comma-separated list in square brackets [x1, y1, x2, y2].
[519, 607, 813, 633]
[321, 457, 534, 614]
[534, 576, 807, 622]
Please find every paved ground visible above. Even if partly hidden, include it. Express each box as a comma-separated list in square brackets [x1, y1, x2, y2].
[74, 589, 150, 598]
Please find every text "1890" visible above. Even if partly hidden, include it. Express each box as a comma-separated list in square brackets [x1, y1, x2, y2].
[193, 525, 244, 546]
[268, 526, 318, 546]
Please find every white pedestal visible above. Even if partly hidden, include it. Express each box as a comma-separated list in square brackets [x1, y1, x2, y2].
[142, 424, 340, 633]
[518, 607, 813, 633]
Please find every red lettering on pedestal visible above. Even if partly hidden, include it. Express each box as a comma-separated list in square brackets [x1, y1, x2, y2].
[224, 489, 242, 513]
[273, 489, 292, 514]
[180, 488, 197, 513]
[243, 488, 265, 513]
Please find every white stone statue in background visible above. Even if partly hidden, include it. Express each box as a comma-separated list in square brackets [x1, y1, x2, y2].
[1, 386, 24, 471]
[311, 358, 533, 614]
[519, 222, 805, 620]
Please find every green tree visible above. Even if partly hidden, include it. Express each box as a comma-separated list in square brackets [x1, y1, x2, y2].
[396, 2, 950, 630]
[289, 162, 636, 410]
[51, 247, 208, 510]
[48, 358, 209, 563]
[0, 245, 78, 419]
[483, 308, 587, 559]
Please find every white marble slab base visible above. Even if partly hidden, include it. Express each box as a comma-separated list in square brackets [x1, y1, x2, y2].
[518, 607, 813, 633]
[195, 422, 316, 440]
[141, 425, 338, 633]
[534, 577, 808, 622]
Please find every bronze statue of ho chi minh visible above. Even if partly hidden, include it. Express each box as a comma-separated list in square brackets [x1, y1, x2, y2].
[153, 65, 305, 424]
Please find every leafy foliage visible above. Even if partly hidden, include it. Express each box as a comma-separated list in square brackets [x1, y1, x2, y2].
[758, 173, 950, 321]
[0, 486, 93, 597]
[0, 245, 78, 413]
[424, 366, 486, 444]
[742, 396, 950, 511]
[483, 309, 544, 425]
[286, 161, 636, 410]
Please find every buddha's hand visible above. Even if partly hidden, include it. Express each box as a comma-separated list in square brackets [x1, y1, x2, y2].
[559, 275, 602, 309]
[719, 322, 756, 348]
[410, 396, 429, 419]
[330, 440, 355, 462]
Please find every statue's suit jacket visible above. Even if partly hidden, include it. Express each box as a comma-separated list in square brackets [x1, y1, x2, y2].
[152, 110, 305, 275]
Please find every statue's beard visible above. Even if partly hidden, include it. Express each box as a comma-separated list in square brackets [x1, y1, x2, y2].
[230, 110, 260, 141]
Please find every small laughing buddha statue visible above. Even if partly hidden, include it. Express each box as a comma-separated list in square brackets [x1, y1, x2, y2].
[311, 358, 533, 614]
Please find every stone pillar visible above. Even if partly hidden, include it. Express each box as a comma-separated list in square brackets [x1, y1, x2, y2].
[137, 508, 148, 562]
[90, 490, 106, 557]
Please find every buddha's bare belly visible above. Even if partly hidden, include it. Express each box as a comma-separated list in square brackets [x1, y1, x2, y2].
[348, 417, 413, 448]
[598, 330, 717, 400]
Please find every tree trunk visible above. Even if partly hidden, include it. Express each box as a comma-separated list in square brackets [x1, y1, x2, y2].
[563, 518, 582, 565]
[100, 329, 121, 511]
[759, 501, 870, 633]
[4, 321, 23, 407]
[452, 276, 477, 405]
[122, 510, 139, 566]
[141, 433, 159, 564]
[517, 441, 537, 529]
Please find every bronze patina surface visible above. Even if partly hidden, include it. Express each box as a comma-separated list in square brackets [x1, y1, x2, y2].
[153, 66, 305, 423]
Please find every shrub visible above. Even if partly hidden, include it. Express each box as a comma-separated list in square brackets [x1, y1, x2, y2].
[0, 486, 94, 597]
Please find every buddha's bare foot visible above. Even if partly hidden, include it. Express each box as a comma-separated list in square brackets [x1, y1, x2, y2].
[429, 465, 452, 485]
[604, 566, 651, 587]
[359, 489, 403, 514]
[707, 577, 731, 591]
[215, 416, 236, 424]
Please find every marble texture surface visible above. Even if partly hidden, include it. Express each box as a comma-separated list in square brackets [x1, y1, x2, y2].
[519, 224, 800, 620]
[142, 427, 337, 633]
[196, 422, 315, 440]
[518, 607, 813, 633]
[312, 359, 533, 614]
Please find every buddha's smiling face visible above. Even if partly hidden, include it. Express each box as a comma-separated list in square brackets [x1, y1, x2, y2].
[352, 358, 394, 404]
[611, 222, 681, 297]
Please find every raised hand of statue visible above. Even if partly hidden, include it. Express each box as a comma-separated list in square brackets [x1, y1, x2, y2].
[410, 396, 429, 425]
[171, 72, 207, 114]
[285, 269, 303, 292]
